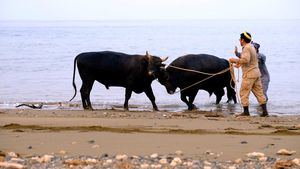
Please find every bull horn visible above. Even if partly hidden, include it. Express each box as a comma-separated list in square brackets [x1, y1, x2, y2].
[160, 56, 168, 62]
[146, 51, 151, 59]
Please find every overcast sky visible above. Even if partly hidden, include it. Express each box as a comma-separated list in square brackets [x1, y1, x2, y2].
[0, 0, 299, 21]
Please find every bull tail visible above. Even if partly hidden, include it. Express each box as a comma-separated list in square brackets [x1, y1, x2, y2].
[69, 55, 78, 101]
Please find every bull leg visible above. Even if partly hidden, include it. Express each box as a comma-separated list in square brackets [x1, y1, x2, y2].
[180, 94, 190, 109]
[80, 80, 94, 110]
[181, 92, 197, 110]
[214, 88, 225, 104]
[144, 86, 158, 111]
[226, 85, 237, 104]
[124, 88, 132, 110]
[188, 91, 198, 110]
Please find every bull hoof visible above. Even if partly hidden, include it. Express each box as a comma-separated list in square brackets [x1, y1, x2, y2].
[153, 107, 159, 111]
[236, 112, 250, 116]
[226, 99, 237, 104]
[260, 112, 269, 117]
[188, 105, 197, 111]
[84, 107, 93, 111]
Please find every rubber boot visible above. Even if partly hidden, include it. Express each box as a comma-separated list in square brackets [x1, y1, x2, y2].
[238, 106, 250, 116]
[260, 104, 269, 117]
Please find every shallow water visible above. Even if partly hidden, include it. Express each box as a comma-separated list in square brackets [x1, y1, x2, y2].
[0, 20, 299, 115]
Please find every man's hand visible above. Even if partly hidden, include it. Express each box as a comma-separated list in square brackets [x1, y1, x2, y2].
[234, 46, 238, 55]
[229, 58, 241, 68]
[234, 63, 241, 68]
[229, 58, 238, 63]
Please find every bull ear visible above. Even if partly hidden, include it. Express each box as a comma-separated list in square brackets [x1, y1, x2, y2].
[160, 56, 168, 62]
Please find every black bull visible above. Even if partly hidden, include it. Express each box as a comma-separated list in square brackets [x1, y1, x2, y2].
[70, 51, 168, 110]
[157, 54, 237, 110]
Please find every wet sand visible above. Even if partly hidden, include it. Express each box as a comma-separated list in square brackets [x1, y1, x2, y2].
[0, 108, 299, 163]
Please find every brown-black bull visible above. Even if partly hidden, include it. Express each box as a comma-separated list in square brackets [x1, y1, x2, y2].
[157, 54, 237, 110]
[70, 51, 168, 110]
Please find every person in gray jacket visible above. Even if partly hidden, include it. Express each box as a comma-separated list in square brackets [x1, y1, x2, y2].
[234, 42, 270, 101]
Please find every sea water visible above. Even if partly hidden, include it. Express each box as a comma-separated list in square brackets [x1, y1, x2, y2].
[0, 20, 299, 115]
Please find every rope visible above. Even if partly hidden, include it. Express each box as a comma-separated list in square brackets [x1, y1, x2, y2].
[168, 64, 243, 110]
[168, 65, 230, 94]
[168, 65, 228, 76]
[229, 63, 243, 109]
[163, 63, 244, 112]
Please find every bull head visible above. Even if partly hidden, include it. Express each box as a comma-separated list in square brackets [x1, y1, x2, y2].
[156, 68, 176, 95]
[145, 51, 168, 77]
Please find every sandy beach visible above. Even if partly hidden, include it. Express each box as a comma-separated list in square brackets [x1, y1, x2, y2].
[0, 107, 300, 168]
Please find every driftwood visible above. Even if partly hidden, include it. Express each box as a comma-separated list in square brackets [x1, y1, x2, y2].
[16, 103, 43, 109]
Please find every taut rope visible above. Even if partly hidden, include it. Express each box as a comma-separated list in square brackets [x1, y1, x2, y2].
[165, 63, 242, 110]
[168, 65, 230, 94]
[168, 65, 229, 76]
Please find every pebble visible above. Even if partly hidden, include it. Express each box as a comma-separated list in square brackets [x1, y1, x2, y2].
[0, 162, 24, 169]
[10, 158, 24, 163]
[115, 154, 128, 161]
[159, 158, 168, 164]
[205, 150, 214, 155]
[85, 158, 97, 164]
[172, 157, 182, 164]
[170, 160, 177, 167]
[7, 152, 18, 158]
[169, 157, 183, 166]
[87, 140, 95, 144]
[234, 158, 242, 164]
[32, 154, 54, 163]
[132, 155, 140, 159]
[274, 159, 295, 168]
[151, 164, 162, 168]
[259, 156, 267, 162]
[140, 163, 149, 168]
[184, 161, 193, 167]
[276, 149, 296, 155]
[64, 159, 86, 166]
[175, 150, 183, 156]
[204, 166, 212, 169]
[216, 152, 223, 157]
[103, 159, 113, 166]
[91, 144, 100, 148]
[228, 166, 236, 169]
[83, 165, 93, 169]
[246, 152, 265, 158]
[105, 159, 113, 164]
[150, 153, 158, 158]
[204, 160, 212, 166]
[292, 158, 300, 166]
[0, 151, 5, 157]
[240, 141, 248, 144]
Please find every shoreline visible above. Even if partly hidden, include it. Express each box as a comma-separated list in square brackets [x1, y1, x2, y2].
[0, 108, 300, 168]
